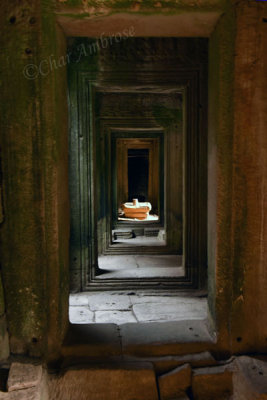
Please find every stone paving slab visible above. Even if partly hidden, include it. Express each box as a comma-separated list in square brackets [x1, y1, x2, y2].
[135, 255, 183, 268]
[70, 292, 208, 324]
[130, 295, 206, 305]
[96, 254, 184, 279]
[69, 307, 94, 324]
[85, 293, 132, 311]
[69, 293, 89, 306]
[95, 310, 137, 324]
[133, 299, 207, 322]
[98, 255, 137, 270]
[95, 267, 183, 279]
[120, 320, 215, 357]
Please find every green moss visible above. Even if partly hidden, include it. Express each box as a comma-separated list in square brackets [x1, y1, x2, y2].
[0, 274, 5, 317]
[58, 0, 227, 15]
[61, 0, 82, 5]
[60, 0, 226, 8]
[207, 1, 236, 329]
[152, 105, 182, 127]
[59, 12, 90, 19]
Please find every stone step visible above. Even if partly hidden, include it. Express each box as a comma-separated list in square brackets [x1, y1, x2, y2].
[62, 320, 216, 359]
[1, 356, 267, 400]
[60, 351, 218, 376]
[48, 361, 159, 400]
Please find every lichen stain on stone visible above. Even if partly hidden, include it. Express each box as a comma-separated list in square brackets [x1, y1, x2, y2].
[57, 0, 227, 14]
[152, 105, 182, 128]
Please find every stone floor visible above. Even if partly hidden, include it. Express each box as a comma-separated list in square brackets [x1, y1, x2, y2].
[96, 254, 184, 279]
[69, 291, 207, 324]
[111, 236, 165, 246]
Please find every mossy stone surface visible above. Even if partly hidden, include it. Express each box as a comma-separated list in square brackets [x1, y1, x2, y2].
[207, 3, 236, 351]
[0, 0, 69, 359]
[57, 0, 227, 13]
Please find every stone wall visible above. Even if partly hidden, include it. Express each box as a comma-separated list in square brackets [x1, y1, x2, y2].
[0, 0, 69, 359]
[229, 1, 267, 353]
[0, 159, 9, 361]
[0, 0, 266, 361]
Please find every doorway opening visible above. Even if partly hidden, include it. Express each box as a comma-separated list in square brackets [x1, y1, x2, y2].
[97, 122, 183, 279]
[128, 149, 149, 203]
[68, 37, 207, 291]
[112, 136, 163, 254]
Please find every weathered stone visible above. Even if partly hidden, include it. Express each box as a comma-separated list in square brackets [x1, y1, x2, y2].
[158, 363, 191, 400]
[95, 310, 137, 324]
[87, 292, 132, 311]
[57, 9, 222, 38]
[69, 294, 89, 306]
[0, 316, 9, 361]
[1, 0, 267, 375]
[62, 324, 121, 358]
[69, 306, 94, 324]
[192, 364, 233, 400]
[48, 362, 158, 400]
[0, 387, 42, 400]
[120, 320, 215, 357]
[132, 299, 207, 322]
[0, 0, 70, 358]
[7, 363, 42, 392]
[0, 276, 5, 317]
[233, 356, 267, 400]
[139, 352, 217, 375]
[9, 386, 41, 400]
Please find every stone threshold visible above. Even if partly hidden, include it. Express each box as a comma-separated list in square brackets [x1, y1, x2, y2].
[62, 319, 216, 359]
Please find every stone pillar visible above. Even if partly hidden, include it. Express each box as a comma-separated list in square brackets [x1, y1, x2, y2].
[0, 0, 69, 359]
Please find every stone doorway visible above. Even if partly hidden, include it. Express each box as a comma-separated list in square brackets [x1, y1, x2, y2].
[68, 37, 207, 291]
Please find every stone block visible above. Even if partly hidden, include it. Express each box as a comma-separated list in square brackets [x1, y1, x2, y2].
[9, 386, 41, 400]
[69, 306, 94, 323]
[0, 316, 9, 361]
[7, 363, 42, 392]
[161, 397, 189, 400]
[192, 364, 233, 400]
[62, 324, 121, 358]
[125, 351, 217, 375]
[48, 362, 159, 400]
[69, 294, 89, 306]
[132, 298, 207, 322]
[170, 397, 189, 400]
[153, 352, 217, 375]
[158, 363, 191, 400]
[0, 276, 5, 317]
[176, 397, 190, 400]
[87, 292, 132, 311]
[95, 310, 136, 324]
[0, 387, 43, 400]
[233, 356, 267, 400]
[120, 320, 215, 357]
